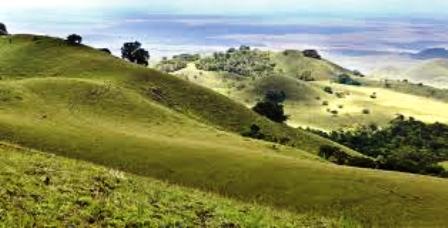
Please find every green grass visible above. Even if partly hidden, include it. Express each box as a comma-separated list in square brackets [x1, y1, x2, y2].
[0, 35, 448, 226]
[174, 51, 448, 131]
[0, 143, 350, 227]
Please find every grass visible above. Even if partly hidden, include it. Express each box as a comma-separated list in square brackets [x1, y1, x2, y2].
[174, 51, 448, 131]
[0, 143, 350, 227]
[0, 35, 448, 226]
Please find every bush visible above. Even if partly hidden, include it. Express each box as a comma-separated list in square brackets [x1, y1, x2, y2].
[336, 74, 361, 86]
[252, 90, 288, 123]
[253, 101, 287, 123]
[362, 109, 370, 115]
[323, 86, 333, 94]
[121, 41, 150, 66]
[66, 34, 82, 45]
[322, 101, 329, 106]
[303, 49, 321, 59]
[242, 124, 265, 140]
[98, 48, 111, 54]
[0, 23, 8, 35]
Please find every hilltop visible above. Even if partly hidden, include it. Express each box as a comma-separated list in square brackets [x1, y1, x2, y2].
[0, 35, 448, 226]
[161, 47, 448, 130]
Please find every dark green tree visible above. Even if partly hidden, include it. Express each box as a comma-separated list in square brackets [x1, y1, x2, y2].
[121, 41, 150, 66]
[66, 34, 82, 45]
[0, 23, 7, 35]
[252, 90, 288, 123]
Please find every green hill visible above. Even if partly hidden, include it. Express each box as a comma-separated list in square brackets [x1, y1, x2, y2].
[170, 48, 448, 131]
[1, 35, 448, 226]
[0, 142, 346, 227]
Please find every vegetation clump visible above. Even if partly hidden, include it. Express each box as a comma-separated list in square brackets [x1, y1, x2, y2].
[66, 34, 82, 45]
[0, 23, 8, 35]
[335, 74, 361, 86]
[313, 117, 448, 177]
[302, 49, 321, 59]
[121, 41, 150, 66]
[252, 90, 288, 123]
[323, 86, 333, 94]
[196, 46, 275, 77]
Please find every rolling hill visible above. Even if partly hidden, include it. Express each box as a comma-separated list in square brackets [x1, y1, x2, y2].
[1, 34, 448, 226]
[170, 48, 448, 131]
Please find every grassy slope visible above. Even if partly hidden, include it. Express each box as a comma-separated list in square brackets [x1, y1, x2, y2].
[175, 51, 448, 131]
[0, 35, 354, 156]
[0, 35, 448, 226]
[0, 143, 347, 227]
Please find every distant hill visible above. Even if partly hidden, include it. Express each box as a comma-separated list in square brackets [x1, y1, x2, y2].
[167, 48, 448, 131]
[412, 48, 448, 59]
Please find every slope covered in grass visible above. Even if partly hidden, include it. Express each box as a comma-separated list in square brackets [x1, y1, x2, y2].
[172, 50, 448, 131]
[0, 34, 355, 156]
[1, 35, 448, 226]
[0, 143, 346, 227]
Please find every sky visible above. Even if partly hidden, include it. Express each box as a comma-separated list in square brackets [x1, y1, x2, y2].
[1, 0, 448, 74]
[1, 0, 448, 17]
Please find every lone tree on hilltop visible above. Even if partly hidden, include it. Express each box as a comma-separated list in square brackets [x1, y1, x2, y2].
[66, 34, 82, 45]
[252, 90, 288, 123]
[0, 23, 8, 35]
[121, 41, 150, 66]
[303, 49, 321, 59]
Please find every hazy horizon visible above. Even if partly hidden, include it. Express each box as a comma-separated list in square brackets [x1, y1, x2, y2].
[2, 1, 448, 74]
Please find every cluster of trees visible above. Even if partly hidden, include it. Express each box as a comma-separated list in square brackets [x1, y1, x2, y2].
[196, 46, 275, 77]
[65, 33, 150, 66]
[252, 90, 288, 123]
[311, 116, 448, 177]
[335, 74, 361, 86]
[0, 23, 8, 35]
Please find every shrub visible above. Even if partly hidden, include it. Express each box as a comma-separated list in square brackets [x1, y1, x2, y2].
[370, 93, 377, 99]
[253, 101, 287, 123]
[336, 74, 361, 86]
[335, 92, 346, 98]
[303, 49, 321, 59]
[0, 23, 8, 35]
[322, 101, 329, 106]
[323, 86, 333, 94]
[66, 34, 82, 45]
[242, 124, 265, 139]
[331, 110, 338, 116]
[252, 90, 288, 123]
[362, 109, 370, 115]
[98, 48, 111, 54]
[338, 105, 344, 109]
[121, 41, 150, 66]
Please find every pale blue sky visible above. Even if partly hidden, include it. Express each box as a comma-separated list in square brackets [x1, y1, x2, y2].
[1, 0, 448, 17]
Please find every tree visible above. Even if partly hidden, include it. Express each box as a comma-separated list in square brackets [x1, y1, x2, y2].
[252, 90, 288, 123]
[66, 34, 82, 45]
[303, 49, 321, 59]
[0, 23, 7, 35]
[121, 41, 150, 66]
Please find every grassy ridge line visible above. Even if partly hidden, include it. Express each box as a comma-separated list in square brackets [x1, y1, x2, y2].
[0, 142, 349, 227]
[0, 34, 362, 157]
